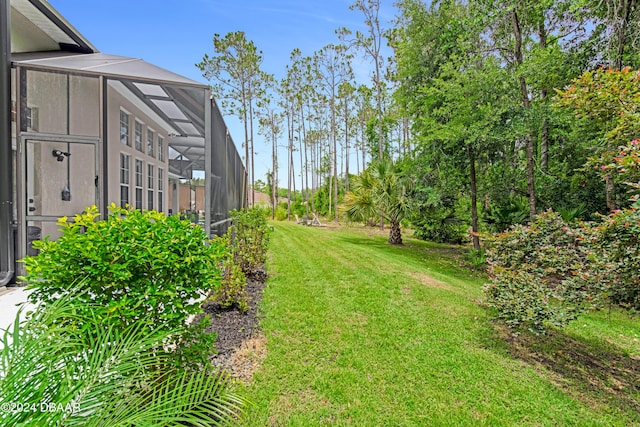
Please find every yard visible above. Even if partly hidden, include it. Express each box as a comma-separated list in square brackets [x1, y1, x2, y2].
[238, 222, 640, 426]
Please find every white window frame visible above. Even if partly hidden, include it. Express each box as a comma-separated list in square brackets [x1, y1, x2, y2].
[158, 135, 164, 162]
[147, 128, 155, 158]
[147, 164, 154, 211]
[119, 153, 130, 207]
[158, 168, 164, 213]
[135, 159, 144, 210]
[120, 110, 130, 146]
[134, 120, 144, 152]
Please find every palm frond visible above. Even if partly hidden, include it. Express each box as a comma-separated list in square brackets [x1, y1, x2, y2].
[0, 285, 247, 427]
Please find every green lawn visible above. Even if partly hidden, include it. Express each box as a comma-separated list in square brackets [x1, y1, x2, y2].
[240, 222, 640, 426]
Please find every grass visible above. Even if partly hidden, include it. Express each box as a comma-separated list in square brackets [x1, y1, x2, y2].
[239, 222, 640, 426]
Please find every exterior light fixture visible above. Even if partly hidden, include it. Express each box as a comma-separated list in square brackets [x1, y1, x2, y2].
[52, 149, 70, 161]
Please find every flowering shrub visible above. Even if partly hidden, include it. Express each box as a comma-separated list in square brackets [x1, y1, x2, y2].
[485, 140, 640, 333]
[483, 211, 598, 333]
[593, 207, 640, 310]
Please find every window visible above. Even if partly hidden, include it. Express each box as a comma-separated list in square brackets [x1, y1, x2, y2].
[147, 164, 154, 211]
[119, 153, 130, 207]
[26, 106, 39, 131]
[147, 129, 155, 157]
[135, 121, 143, 152]
[135, 159, 143, 210]
[158, 168, 164, 213]
[120, 110, 130, 146]
[158, 136, 164, 162]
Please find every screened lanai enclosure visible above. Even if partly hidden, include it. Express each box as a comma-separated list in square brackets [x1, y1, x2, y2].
[0, 0, 246, 285]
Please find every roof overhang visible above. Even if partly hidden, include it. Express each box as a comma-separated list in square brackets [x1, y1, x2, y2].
[12, 52, 210, 178]
[11, 0, 96, 54]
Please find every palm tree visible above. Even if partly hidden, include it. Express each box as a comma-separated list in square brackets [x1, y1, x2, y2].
[0, 287, 246, 426]
[341, 159, 412, 245]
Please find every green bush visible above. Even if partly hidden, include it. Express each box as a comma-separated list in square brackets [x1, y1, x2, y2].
[464, 248, 487, 272]
[208, 207, 271, 312]
[210, 233, 250, 313]
[275, 206, 287, 221]
[412, 214, 468, 244]
[214, 259, 249, 313]
[229, 207, 272, 277]
[593, 206, 640, 310]
[483, 211, 598, 333]
[21, 204, 226, 334]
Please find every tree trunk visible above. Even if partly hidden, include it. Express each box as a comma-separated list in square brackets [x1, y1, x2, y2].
[249, 97, 255, 206]
[287, 111, 293, 221]
[606, 175, 617, 211]
[272, 123, 277, 220]
[614, 0, 635, 70]
[362, 124, 366, 172]
[242, 83, 250, 210]
[345, 108, 350, 193]
[469, 144, 480, 250]
[538, 21, 549, 172]
[388, 221, 403, 245]
[303, 105, 310, 215]
[512, 9, 537, 222]
[333, 107, 339, 222]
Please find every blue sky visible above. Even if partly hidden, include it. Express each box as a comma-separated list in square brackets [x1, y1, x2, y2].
[47, 0, 397, 187]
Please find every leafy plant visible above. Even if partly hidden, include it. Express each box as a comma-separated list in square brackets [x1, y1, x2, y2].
[21, 204, 226, 336]
[464, 248, 487, 272]
[593, 206, 640, 311]
[228, 207, 272, 277]
[274, 206, 287, 221]
[483, 211, 598, 333]
[558, 203, 588, 223]
[208, 207, 271, 313]
[412, 210, 468, 244]
[0, 287, 246, 426]
[210, 233, 250, 313]
[484, 197, 530, 233]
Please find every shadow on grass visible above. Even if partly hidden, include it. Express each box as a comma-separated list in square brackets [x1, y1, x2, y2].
[496, 324, 640, 419]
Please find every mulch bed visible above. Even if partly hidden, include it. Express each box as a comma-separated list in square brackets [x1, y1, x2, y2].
[201, 269, 267, 380]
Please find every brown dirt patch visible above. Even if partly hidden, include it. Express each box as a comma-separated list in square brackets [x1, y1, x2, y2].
[226, 334, 267, 383]
[409, 272, 457, 292]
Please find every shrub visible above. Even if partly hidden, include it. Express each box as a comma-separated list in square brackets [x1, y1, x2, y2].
[483, 211, 598, 333]
[484, 141, 640, 333]
[412, 214, 468, 244]
[210, 233, 250, 313]
[464, 248, 487, 272]
[208, 207, 271, 311]
[593, 206, 640, 310]
[275, 206, 287, 221]
[21, 204, 226, 334]
[229, 207, 272, 277]
[214, 259, 249, 313]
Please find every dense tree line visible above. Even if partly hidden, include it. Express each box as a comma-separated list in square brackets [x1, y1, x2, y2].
[198, 0, 640, 243]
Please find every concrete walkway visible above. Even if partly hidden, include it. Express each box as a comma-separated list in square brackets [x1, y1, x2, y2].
[0, 287, 34, 331]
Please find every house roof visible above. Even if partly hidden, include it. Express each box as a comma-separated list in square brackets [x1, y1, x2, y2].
[11, 0, 95, 54]
[13, 52, 210, 177]
[12, 52, 205, 88]
[10, 0, 215, 179]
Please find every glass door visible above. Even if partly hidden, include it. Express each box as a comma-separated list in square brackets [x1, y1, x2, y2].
[25, 138, 98, 250]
